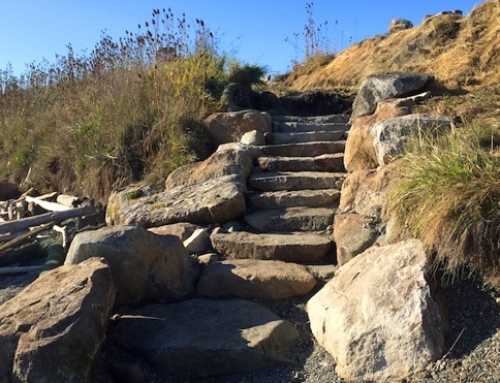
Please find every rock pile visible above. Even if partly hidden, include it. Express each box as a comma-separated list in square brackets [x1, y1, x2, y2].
[0, 72, 455, 382]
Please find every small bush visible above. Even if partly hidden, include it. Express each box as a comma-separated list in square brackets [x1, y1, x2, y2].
[392, 121, 500, 278]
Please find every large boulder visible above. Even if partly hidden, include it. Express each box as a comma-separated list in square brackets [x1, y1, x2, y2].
[165, 142, 260, 189]
[388, 18, 414, 33]
[203, 110, 272, 146]
[106, 178, 246, 227]
[333, 213, 379, 266]
[351, 72, 433, 120]
[307, 239, 445, 381]
[344, 97, 414, 172]
[65, 226, 197, 306]
[0, 257, 115, 383]
[335, 162, 403, 264]
[370, 114, 454, 166]
[197, 259, 316, 300]
[339, 162, 401, 219]
[110, 298, 299, 377]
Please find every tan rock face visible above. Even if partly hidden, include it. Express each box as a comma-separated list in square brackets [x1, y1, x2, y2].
[165, 142, 260, 189]
[110, 298, 299, 378]
[106, 178, 247, 227]
[203, 110, 272, 146]
[211, 232, 332, 263]
[333, 213, 379, 266]
[307, 239, 445, 381]
[65, 226, 197, 306]
[339, 162, 401, 219]
[197, 259, 317, 300]
[148, 222, 200, 242]
[344, 99, 412, 172]
[0, 258, 115, 383]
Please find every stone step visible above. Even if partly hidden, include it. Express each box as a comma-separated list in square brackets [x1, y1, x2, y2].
[249, 171, 345, 192]
[248, 189, 341, 210]
[273, 114, 350, 124]
[244, 206, 335, 232]
[273, 121, 350, 133]
[211, 231, 332, 263]
[260, 141, 346, 157]
[258, 153, 345, 173]
[266, 131, 345, 144]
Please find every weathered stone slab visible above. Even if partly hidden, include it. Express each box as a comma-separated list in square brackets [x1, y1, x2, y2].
[110, 298, 299, 377]
[258, 153, 345, 172]
[211, 232, 331, 263]
[244, 207, 334, 232]
[0, 258, 115, 383]
[204, 110, 272, 146]
[260, 141, 346, 157]
[249, 171, 345, 192]
[147, 222, 200, 242]
[351, 72, 433, 120]
[275, 121, 350, 133]
[370, 114, 454, 166]
[65, 226, 197, 306]
[333, 213, 379, 266]
[106, 178, 246, 227]
[307, 239, 445, 381]
[266, 131, 344, 145]
[165, 143, 260, 189]
[197, 259, 316, 300]
[248, 189, 340, 210]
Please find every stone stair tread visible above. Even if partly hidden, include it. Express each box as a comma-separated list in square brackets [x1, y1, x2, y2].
[249, 171, 345, 191]
[274, 122, 350, 133]
[266, 131, 345, 144]
[248, 189, 341, 209]
[244, 206, 335, 232]
[259, 141, 346, 157]
[258, 153, 345, 172]
[273, 114, 350, 124]
[211, 231, 332, 263]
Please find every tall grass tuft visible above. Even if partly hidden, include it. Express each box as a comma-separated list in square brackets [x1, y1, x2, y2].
[392, 120, 500, 278]
[0, 8, 231, 204]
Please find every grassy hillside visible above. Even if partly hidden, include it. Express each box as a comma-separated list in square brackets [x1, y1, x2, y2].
[0, 9, 265, 204]
[284, 0, 500, 91]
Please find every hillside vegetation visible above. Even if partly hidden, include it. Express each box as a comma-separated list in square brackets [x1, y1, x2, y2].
[0, 9, 263, 204]
[285, 0, 500, 91]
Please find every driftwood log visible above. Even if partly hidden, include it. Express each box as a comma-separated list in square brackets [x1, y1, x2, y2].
[0, 205, 96, 235]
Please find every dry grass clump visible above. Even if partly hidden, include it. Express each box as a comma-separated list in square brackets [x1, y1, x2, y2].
[392, 120, 500, 278]
[286, 0, 500, 91]
[0, 8, 240, 204]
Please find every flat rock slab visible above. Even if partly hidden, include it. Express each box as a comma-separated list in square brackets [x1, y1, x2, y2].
[266, 131, 345, 144]
[0, 258, 115, 383]
[258, 153, 345, 172]
[273, 114, 350, 124]
[260, 141, 346, 157]
[106, 178, 246, 227]
[110, 298, 299, 378]
[211, 231, 332, 263]
[275, 122, 350, 133]
[249, 171, 345, 192]
[245, 207, 335, 232]
[248, 189, 340, 210]
[197, 259, 317, 300]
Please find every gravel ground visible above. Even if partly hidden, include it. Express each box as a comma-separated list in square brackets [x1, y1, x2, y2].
[2, 259, 500, 383]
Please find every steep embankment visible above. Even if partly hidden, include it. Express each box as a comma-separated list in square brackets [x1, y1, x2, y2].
[285, 0, 500, 91]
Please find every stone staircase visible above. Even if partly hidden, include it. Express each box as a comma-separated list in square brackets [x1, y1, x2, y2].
[212, 114, 351, 264]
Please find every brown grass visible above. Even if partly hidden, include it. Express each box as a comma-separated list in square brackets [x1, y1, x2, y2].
[285, 0, 500, 91]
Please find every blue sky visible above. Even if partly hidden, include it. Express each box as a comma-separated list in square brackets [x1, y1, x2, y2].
[0, 1, 481, 77]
